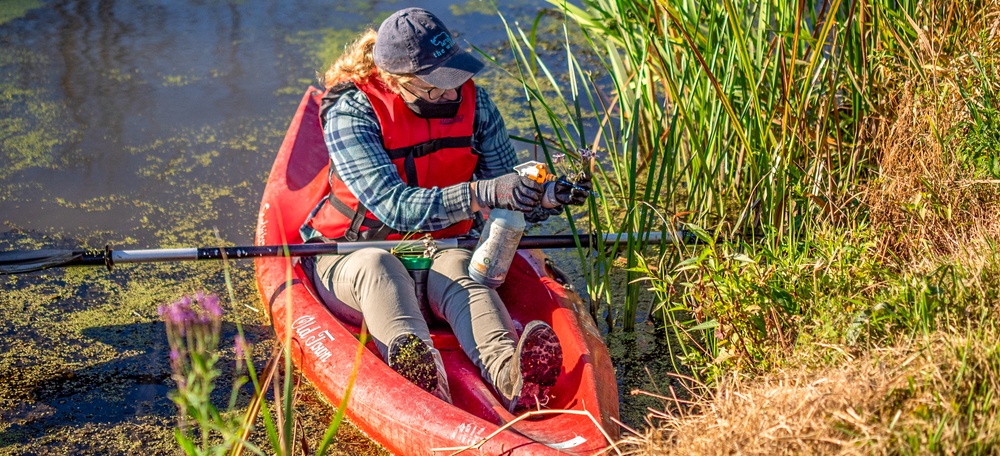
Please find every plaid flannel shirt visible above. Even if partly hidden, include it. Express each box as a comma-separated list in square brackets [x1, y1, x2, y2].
[319, 85, 517, 233]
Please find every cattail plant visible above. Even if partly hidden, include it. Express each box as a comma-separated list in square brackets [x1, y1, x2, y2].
[498, 0, 921, 371]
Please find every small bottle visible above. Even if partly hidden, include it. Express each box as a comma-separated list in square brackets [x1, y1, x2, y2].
[468, 208, 525, 288]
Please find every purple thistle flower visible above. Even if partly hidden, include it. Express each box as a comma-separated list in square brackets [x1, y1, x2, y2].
[159, 293, 223, 336]
[200, 294, 222, 319]
[160, 298, 195, 335]
[234, 335, 246, 360]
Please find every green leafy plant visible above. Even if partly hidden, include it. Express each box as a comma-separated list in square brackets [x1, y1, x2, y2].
[955, 36, 1000, 179]
[159, 292, 252, 455]
[158, 251, 360, 456]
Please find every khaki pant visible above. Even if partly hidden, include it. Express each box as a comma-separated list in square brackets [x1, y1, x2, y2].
[309, 248, 517, 385]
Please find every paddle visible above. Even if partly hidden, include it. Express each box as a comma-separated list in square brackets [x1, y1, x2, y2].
[0, 232, 691, 275]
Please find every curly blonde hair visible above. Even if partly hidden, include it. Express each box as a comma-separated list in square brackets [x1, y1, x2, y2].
[323, 29, 414, 93]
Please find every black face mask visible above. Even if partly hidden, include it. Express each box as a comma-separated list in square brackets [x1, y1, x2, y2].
[404, 93, 463, 119]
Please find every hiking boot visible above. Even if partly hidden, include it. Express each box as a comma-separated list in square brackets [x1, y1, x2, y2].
[495, 320, 563, 413]
[387, 333, 451, 403]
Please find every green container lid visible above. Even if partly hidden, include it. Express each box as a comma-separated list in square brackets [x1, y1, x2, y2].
[397, 255, 432, 270]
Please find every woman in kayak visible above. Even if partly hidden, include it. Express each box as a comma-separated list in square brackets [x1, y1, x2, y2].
[299, 8, 591, 412]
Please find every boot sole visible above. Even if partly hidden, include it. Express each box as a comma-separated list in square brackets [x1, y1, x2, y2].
[514, 322, 563, 410]
[387, 334, 438, 394]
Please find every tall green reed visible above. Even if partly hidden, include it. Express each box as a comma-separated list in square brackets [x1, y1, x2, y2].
[498, 0, 919, 337]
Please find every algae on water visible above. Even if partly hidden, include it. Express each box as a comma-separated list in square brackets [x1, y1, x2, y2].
[0, 0, 41, 26]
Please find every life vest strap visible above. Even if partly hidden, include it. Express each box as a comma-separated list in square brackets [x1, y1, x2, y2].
[326, 196, 399, 241]
[385, 136, 472, 160]
[318, 81, 358, 129]
[388, 136, 472, 188]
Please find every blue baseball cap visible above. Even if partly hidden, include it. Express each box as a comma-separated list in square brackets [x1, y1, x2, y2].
[373, 8, 485, 90]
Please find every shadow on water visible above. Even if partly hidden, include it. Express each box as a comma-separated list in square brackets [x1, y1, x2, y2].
[0, 322, 173, 438]
[606, 327, 696, 430]
[0, 319, 270, 451]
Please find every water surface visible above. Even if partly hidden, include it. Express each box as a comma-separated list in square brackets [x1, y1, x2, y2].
[0, 1, 672, 453]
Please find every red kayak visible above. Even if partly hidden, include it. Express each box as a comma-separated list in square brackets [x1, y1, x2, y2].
[254, 88, 620, 455]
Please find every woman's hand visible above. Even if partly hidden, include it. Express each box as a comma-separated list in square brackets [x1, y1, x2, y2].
[542, 174, 592, 208]
[472, 173, 543, 212]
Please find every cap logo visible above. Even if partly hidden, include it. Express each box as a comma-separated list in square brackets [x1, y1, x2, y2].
[430, 32, 454, 58]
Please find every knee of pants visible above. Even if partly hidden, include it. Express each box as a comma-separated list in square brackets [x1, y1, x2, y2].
[312, 248, 413, 313]
[340, 248, 410, 281]
[427, 249, 477, 305]
[427, 249, 501, 317]
[429, 248, 473, 282]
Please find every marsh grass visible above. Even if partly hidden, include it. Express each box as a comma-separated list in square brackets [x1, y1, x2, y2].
[501, 0, 998, 347]
[500, 0, 1000, 451]
[498, 0, 927, 333]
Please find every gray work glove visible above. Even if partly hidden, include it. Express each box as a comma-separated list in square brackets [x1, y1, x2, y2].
[473, 173, 544, 212]
[542, 174, 593, 208]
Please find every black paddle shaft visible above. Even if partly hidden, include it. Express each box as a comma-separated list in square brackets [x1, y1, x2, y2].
[0, 233, 686, 274]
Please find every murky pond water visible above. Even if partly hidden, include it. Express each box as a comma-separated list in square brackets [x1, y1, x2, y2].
[0, 1, 674, 453]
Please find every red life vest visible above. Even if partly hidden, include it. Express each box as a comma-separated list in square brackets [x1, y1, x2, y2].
[302, 78, 479, 242]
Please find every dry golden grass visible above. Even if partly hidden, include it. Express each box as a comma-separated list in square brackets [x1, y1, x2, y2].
[620, 327, 1000, 455]
[866, 2, 1000, 270]
[866, 79, 1000, 268]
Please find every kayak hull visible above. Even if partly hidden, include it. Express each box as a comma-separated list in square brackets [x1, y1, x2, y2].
[254, 88, 619, 455]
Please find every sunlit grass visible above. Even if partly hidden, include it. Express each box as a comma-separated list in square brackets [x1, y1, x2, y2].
[499, 0, 1000, 450]
[498, 0, 924, 332]
[617, 324, 1000, 454]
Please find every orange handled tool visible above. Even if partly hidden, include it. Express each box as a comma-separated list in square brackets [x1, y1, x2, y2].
[513, 161, 554, 184]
